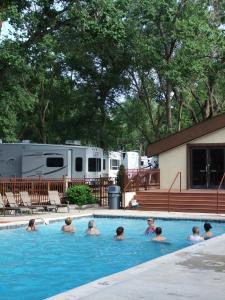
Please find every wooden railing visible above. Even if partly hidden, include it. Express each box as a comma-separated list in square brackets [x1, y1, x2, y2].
[0, 176, 114, 206]
[217, 172, 225, 214]
[168, 172, 181, 211]
[124, 169, 160, 193]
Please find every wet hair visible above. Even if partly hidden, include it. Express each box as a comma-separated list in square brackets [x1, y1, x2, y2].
[155, 227, 162, 235]
[116, 226, 124, 236]
[65, 217, 72, 226]
[28, 219, 35, 227]
[204, 222, 212, 232]
[192, 226, 199, 234]
[88, 220, 95, 229]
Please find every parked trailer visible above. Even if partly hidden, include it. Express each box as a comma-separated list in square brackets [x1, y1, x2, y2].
[0, 143, 104, 179]
[0, 143, 140, 179]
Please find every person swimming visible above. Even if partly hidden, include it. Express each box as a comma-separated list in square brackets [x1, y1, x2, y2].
[115, 226, 124, 240]
[145, 218, 156, 236]
[203, 222, 213, 240]
[86, 220, 100, 236]
[61, 217, 76, 233]
[188, 226, 204, 242]
[151, 227, 167, 242]
[26, 219, 37, 231]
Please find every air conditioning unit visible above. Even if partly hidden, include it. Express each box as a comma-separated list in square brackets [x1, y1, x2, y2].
[65, 140, 81, 146]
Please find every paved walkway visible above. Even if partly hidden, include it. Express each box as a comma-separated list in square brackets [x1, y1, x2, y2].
[1, 209, 225, 300]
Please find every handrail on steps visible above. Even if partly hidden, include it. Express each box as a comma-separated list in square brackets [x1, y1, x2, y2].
[167, 172, 181, 211]
[217, 172, 225, 214]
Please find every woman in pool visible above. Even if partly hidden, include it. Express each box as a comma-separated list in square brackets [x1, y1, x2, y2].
[61, 217, 76, 233]
[188, 226, 204, 242]
[151, 227, 167, 242]
[203, 222, 213, 240]
[86, 220, 100, 236]
[26, 219, 37, 231]
[145, 218, 156, 236]
[115, 226, 124, 240]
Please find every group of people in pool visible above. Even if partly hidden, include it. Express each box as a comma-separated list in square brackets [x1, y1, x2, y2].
[144, 218, 214, 242]
[26, 217, 214, 242]
[27, 217, 124, 240]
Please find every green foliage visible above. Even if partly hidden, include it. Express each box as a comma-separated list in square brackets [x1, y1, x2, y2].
[66, 185, 98, 206]
[116, 164, 127, 192]
[0, 0, 225, 148]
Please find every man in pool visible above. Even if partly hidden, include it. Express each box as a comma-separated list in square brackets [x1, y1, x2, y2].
[152, 227, 167, 242]
[115, 226, 124, 240]
[86, 220, 100, 236]
[61, 217, 76, 233]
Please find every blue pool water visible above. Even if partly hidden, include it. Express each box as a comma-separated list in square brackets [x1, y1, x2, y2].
[0, 217, 224, 300]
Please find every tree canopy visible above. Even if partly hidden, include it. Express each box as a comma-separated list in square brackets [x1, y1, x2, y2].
[0, 0, 225, 152]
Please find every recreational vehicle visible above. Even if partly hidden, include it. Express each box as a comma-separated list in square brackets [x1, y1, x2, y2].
[0, 142, 141, 179]
[0, 143, 104, 179]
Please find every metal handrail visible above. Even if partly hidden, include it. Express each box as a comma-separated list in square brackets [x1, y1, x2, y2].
[168, 172, 181, 211]
[217, 172, 225, 214]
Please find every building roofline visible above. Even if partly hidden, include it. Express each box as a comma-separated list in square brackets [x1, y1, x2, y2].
[147, 113, 225, 156]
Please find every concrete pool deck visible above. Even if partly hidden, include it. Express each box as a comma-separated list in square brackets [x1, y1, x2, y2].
[1, 208, 225, 300]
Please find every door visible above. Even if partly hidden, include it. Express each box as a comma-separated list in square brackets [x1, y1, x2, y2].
[191, 148, 225, 189]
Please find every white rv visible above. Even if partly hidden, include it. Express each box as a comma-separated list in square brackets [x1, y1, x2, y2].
[0, 142, 141, 179]
[103, 151, 122, 178]
[122, 151, 140, 170]
[0, 142, 104, 179]
[140, 156, 159, 169]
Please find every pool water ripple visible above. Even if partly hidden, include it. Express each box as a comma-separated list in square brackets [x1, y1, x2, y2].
[0, 217, 224, 299]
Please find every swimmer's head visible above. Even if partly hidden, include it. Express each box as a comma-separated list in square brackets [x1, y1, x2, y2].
[116, 226, 124, 236]
[65, 217, 72, 225]
[88, 220, 95, 229]
[28, 219, 35, 227]
[192, 226, 199, 235]
[155, 227, 162, 236]
[147, 218, 154, 224]
[204, 222, 212, 232]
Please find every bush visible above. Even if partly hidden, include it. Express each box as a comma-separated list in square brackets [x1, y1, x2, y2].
[66, 185, 98, 206]
[116, 164, 127, 192]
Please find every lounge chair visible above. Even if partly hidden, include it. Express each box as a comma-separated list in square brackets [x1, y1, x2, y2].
[19, 191, 46, 212]
[0, 194, 20, 216]
[5, 192, 33, 214]
[48, 191, 69, 212]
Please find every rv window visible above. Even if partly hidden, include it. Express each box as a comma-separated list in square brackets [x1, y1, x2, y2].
[88, 158, 101, 172]
[75, 157, 83, 172]
[46, 157, 64, 167]
[103, 159, 106, 171]
[110, 159, 120, 170]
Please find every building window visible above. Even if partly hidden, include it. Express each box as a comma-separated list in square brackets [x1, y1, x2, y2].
[103, 159, 106, 170]
[75, 157, 83, 172]
[46, 157, 64, 167]
[110, 159, 120, 170]
[88, 158, 101, 172]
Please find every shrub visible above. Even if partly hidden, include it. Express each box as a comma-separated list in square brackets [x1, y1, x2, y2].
[66, 185, 98, 206]
[116, 164, 127, 192]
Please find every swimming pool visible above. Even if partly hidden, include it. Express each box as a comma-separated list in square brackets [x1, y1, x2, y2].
[0, 216, 224, 300]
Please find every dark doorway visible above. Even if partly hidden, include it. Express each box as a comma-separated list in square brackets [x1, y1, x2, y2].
[191, 148, 225, 189]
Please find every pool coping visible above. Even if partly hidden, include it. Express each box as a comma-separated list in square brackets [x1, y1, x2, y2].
[45, 232, 225, 300]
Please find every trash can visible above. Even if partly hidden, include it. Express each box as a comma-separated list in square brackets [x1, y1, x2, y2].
[108, 185, 121, 209]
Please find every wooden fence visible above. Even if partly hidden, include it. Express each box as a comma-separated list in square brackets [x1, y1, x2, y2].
[0, 177, 115, 206]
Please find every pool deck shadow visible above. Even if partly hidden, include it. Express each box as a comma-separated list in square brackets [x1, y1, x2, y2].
[1, 209, 225, 300]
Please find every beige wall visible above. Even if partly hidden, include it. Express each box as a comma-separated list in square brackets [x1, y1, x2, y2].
[159, 127, 225, 189]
